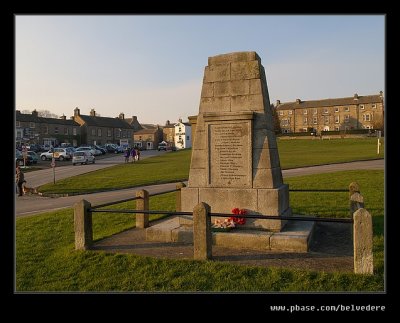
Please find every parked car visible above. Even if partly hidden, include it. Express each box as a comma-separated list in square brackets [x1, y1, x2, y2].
[75, 146, 100, 156]
[72, 151, 95, 165]
[158, 142, 168, 151]
[94, 145, 107, 155]
[27, 151, 39, 164]
[40, 148, 71, 161]
[104, 144, 118, 153]
[16, 149, 34, 166]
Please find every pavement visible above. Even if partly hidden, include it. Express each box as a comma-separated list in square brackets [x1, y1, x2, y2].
[15, 159, 384, 218]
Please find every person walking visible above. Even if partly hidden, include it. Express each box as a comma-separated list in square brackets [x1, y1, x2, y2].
[135, 147, 140, 161]
[16, 164, 25, 196]
[130, 147, 136, 163]
[124, 148, 130, 163]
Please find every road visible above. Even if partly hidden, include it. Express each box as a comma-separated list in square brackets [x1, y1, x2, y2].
[15, 158, 384, 218]
[23, 149, 166, 188]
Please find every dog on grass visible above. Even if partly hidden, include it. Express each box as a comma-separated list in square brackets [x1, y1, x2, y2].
[22, 182, 38, 195]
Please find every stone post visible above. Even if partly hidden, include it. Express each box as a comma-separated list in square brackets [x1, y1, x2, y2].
[349, 182, 365, 215]
[136, 189, 149, 228]
[176, 182, 186, 212]
[193, 202, 212, 260]
[353, 208, 373, 275]
[74, 199, 93, 250]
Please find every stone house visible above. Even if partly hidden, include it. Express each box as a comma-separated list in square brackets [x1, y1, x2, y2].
[72, 108, 139, 146]
[174, 119, 192, 149]
[162, 120, 176, 146]
[275, 92, 384, 134]
[16, 110, 81, 147]
[133, 126, 163, 150]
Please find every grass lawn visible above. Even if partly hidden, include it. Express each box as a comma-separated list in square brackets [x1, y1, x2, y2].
[39, 149, 192, 194]
[16, 170, 384, 292]
[278, 138, 384, 169]
[38, 138, 383, 195]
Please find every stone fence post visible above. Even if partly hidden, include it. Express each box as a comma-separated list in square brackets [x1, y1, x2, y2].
[349, 182, 365, 215]
[74, 199, 93, 250]
[136, 189, 149, 228]
[175, 182, 186, 212]
[193, 202, 212, 260]
[353, 208, 373, 275]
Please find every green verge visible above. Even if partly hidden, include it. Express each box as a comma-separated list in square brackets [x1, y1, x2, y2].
[277, 138, 384, 169]
[16, 170, 384, 292]
[39, 149, 192, 194]
[38, 138, 383, 194]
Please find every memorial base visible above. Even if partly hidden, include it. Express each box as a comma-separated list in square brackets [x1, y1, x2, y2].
[145, 216, 314, 252]
[181, 185, 291, 232]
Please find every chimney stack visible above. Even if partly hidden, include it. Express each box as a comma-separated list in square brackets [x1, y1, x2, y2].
[119, 113, 124, 120]
[276, 100, 281, 106]
[60, 114, 66, 120]
[354, 93, 359, 100]
[32, 109, 38, 117]
[90, 109, 96, 117]
[296, 99, 301, 104]
[74, 107, 80, 116]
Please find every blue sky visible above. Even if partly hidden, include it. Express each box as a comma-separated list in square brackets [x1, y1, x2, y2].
[16, 15, 385, 124]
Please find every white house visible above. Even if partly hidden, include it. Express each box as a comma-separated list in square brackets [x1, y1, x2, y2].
[174, 120, 192, 149]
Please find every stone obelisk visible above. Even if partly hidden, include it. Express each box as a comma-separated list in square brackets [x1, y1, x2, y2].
[181, 51, 291, 231]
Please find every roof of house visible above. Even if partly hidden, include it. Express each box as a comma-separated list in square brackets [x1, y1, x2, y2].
[140, 124, 158, 129]
[175, 122, 191, 127]
[275, 94, 383, 110]
[78, 115, 133, 128]
[16, 112, 80, 126]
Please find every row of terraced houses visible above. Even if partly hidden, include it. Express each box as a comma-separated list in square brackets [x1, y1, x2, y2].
[274, 92, 384, 134]
[15, 107, 192, 150]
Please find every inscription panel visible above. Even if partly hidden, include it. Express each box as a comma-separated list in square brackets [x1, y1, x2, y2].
[207, 121, 252, 188]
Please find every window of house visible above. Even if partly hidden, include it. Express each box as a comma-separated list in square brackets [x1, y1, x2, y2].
[334, 107, 339, 113]
[364, 125, 371, 129]
[139, 136, 142, 141]
[313, 109, 317, 115]
[64, 127, 68, 135]
[360, 104, 365, 110]
[91, 128, 96, 136]
[98, 129, 102, 137]
[344, 115, 350, 123]
[116, 131, 120, 138]
[107, 129, 111, 137]
[55, 127, 59, 134]
[73, 127, 77, 136]
[279, 111, 284, 116]
[323, 108, 328, 114]
[313, 117, 317, 124]
[179, 127, 182, 132]
[42, 125, 48, 134]
[281, 119, 289, 126]
[16, 121, 20, 127]
[288, 110, 293, 115]
[372, 104, 376, 109]
[122, 130, 126, 138]
[303, 117, 308, 125]
[324, 116, 329, 124]
[29, 122, 35, 128]
[362, 114, 371, 121]
[334, 126, 340, 131]
[303, 110, 308, 115]
[344, 107, 350, 112]
[335, 115, 340, 123]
